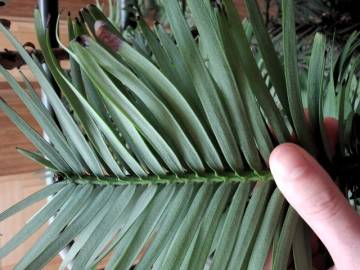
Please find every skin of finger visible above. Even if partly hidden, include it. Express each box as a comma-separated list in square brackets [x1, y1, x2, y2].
[269, 143, 360, 270]
[263, 248, 272, 270]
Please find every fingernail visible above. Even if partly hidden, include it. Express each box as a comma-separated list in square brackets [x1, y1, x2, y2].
[270, 144, 310, 182]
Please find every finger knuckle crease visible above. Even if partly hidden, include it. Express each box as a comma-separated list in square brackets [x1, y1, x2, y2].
[303, 189, 343, 221]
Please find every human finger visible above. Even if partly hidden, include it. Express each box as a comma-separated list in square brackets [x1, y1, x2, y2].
[269, 143, 360, 270]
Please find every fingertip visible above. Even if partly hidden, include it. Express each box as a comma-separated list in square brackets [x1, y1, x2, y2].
[269, 143, 310, 185]
[269, 144, 360, 269]
[269, 143, 306, 163]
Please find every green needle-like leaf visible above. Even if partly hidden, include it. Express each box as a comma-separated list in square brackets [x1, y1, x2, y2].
[273, 207, 300, 270]
[28, 186, 114, 269]
[163, 0, 244, 171]
[0, 184, 75, 259]
[135, 184, 195, 270]
[15, 185, 94, 269]
[115, 37, 224, 172]
[244, 0, 291, 119]
[59, 186, 123, 270]
[0, 182, 68, 222]
[282, 0, 315, 152]
[187, 0, 263, 171]
[90, 186, 158, 266]
[16, 148, 57, 171]
[0, 98, 70, 172]
[188, 183, 232, 270]
[71, 185, 136, 269]
[161, 183, 213, 270]
[0, 66, 83, 173]
[70, 42, 185, 174]
[247, 189, 285, 270]
[0, 1, 357, 268]
[108, 185, 175, 269]
[0, 23, 95, 175]
[222, 0, 291, 143]
[227, 182, 273, 270]
[211, 183, 251, 269]
[307, 33, 326, 136]
[85, 38, 204, 172]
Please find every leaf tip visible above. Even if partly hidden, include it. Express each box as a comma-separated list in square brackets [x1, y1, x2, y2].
[94, 20, 122, 52]
[80, 7, 89, 14]
[0, 18, 10, 29]
[88, 3, 97, 9]
[76, 35, 90, 47]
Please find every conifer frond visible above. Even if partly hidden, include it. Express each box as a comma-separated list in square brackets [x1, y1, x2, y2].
[0, 0, 358, 269]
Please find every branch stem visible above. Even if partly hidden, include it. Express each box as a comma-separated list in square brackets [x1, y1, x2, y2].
[60, 170, 273, 186]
